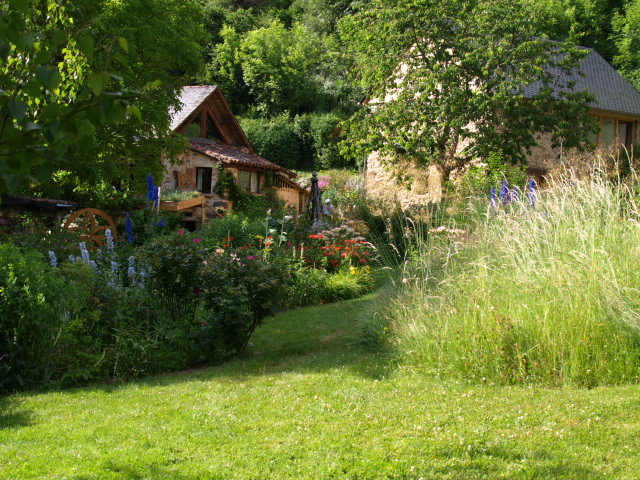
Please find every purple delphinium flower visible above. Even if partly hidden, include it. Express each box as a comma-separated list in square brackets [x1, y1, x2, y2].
[125, 213, 134, 243]
[500, 180, 510, 205]
[490, 187, 497, 208]
[48, 251, 57, 267]
[79, 242, 90, 263]
[528, 179, 537, 207]
[512, 186, 520, 201]
[157, 217, 166, 229]
[147, 174, 155, 204]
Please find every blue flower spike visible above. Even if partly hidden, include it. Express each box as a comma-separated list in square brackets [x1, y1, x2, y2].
[125, 213, 134, 244]
[528, 179, 537, 208]
[500, 179, 510, 205]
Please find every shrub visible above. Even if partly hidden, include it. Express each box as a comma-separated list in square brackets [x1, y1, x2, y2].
[294, 113, 349, 169]
[234, 188, 284, 219]
[389, 171, 640, 386]
[196, 253, 289, 359]
[0, 243, 90, 392]
[199, 214, 269, 249]
[240, 116, 302, 169]
[284, 263, 374, 308]
[116, 209, 184, 246]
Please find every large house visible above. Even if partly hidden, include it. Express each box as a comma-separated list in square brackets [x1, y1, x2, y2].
[162, 86, 308, 220]
[365, 47, 640, 205]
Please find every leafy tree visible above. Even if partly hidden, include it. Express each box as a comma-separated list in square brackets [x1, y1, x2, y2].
[613, 0, 640, 89]
[238, 20, 322, 115]
[290, 0, 353, 34]
[54, 0, 206, 195]
[339, 0, 595, 177]
[0, 0, 132, 194]
[525, 0, 625, 61]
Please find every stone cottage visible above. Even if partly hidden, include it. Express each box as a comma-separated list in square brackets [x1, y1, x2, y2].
[162, 85, 308, 220]
[365, 47, 640, 205]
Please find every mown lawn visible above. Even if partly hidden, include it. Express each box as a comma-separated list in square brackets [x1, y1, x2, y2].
[1, 291, 640, 479]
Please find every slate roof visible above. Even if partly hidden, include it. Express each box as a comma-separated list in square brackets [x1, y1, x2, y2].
[522, 47, 640, 117]
[169, 85, 218, 131]
[189, 137, 297, 179]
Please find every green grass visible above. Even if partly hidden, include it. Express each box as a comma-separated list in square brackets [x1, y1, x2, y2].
[2, 288, 640, 479]
[389, 171, 640, 386]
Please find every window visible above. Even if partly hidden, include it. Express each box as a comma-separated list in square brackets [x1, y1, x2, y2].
[601, 118, 616, 147]
[196, 167, 212, 194]
[618, 121, 633, 150]
[183, 113, 202, 137]
[237, 171, 260, 193]
[173, 171, 179, 189]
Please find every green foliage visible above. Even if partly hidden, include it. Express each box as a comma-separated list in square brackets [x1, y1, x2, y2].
[117, 209, 184, 247]
[213, 166, 243, 202]
[57, 0, 206, 193]
[527, 0, 624, 61]
[208, 20, 323, 115]
[233, 187, 285, 218]
[458, 154, 528, 198]
[197, 252, 289, 358]
[240, 116, 302, 168]
[284, 265, 374, 308]
[0, 244, 90, 391]
[240, 113, 351, 170]
[339, 0, 595, 176]
[0, 0, 133, 194]
[143, 232, 207, 323]
[294, 113, 348, 169]
[200, 213, 269, 247]
[614, 0, 640, 89]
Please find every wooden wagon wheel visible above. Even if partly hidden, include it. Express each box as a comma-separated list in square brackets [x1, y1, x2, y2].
[63, 208, 118, 248]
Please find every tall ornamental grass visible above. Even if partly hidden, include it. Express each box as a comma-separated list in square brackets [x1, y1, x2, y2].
[390, 170, 640, 386]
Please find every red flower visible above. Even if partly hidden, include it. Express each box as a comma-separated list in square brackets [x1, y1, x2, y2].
[193, 238, 201, 244]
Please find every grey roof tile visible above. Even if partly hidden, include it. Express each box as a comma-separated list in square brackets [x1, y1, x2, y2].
[522, 48, 640, 117]
[169, 85, 218, 131]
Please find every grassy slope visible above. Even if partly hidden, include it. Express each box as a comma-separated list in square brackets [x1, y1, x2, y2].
[1, 291, 640, 480]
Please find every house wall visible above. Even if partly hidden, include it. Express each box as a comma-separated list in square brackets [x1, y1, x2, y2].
[364, 151, 444, 207]
[162, 150, 227, 220]
[365, 112, 640, 205]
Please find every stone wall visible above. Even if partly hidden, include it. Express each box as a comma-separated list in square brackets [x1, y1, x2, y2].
[162, 150, 227, 219]
[364, 151, 443, 208]
[364, 133, 601, 205]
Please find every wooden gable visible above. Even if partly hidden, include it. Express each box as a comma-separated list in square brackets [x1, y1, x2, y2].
[173, 87, 255, 154]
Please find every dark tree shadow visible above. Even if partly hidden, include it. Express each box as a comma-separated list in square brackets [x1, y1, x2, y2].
[0, 396, 33, 430]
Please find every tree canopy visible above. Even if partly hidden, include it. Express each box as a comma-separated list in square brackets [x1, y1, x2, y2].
[339, 0, 595, 175]
[0, 0, 132, 194]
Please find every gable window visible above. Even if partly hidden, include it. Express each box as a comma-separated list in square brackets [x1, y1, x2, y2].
[184, 113, 202, 137]
[206, 114, 224, 142]
[237, 170, 260, 194]
[196, 167, 212, 194]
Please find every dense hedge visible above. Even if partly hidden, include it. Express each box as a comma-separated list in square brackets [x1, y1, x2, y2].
[239, 112, 350, 170]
